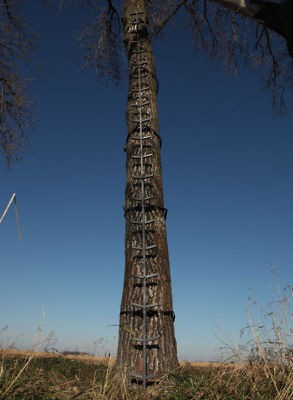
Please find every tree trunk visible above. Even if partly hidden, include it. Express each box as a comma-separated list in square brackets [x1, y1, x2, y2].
[117, 0, 178, 384]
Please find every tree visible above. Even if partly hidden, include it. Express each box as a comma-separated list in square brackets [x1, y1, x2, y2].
[0, 0, 34, 165]
[1, 0, 291, 383]
[117, 0, 178, 384]
[82, 0, 179, 385]
[1, 0, 292, 162]
[81, 0, 292, 114]
[79, 0, 292, 386]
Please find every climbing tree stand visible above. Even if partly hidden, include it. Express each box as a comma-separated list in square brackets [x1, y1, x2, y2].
[117, 0, 178, 388]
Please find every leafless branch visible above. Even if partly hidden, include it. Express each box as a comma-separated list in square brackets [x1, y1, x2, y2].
[0, 0, 35, 164]
[78, 0, 292, 113]
[79, 0, 124, 82]
[179, 0, 292, 113]
[147, 0, 189, 38]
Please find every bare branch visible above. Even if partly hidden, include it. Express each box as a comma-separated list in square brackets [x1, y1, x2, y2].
[79, 0, 124, 82]
[0, 0, 35, 164]
[148, 0, 189, 37]
[211, 0, 293, 57]
[78, 0, 292, 113]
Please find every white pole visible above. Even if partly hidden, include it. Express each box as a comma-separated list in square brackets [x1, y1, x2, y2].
[0, 193, 16, 223]
[0, 193, 22, 241]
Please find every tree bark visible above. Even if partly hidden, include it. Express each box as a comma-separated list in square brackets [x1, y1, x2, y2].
[117, 0, 178, 382]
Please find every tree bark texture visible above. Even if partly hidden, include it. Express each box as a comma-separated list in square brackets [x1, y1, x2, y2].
[117, 0, 178, 381]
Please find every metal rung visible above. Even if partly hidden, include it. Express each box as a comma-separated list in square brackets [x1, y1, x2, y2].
[133, 335, 160, 343]
[130, 219, 155, 224]
[132, 73, 148, 78]
[132, 273, 159, 280]
[132, 183, 153, 189]
[132, 63, 147, 69]
[131, 87, 149, 93]
[132, 174, 153, 179]
[133, 196, 154, 201]
[131, 118, 151, 123]
[132, 73, 148, 79]
[132, 70, 148, 76]
[132, 302, 159, 309]
[130, 144, 152, 148]
[129, 20, 145, 26]
[131, 102, 150, 108]
[131, 153, 152, 159]
[132, 64, 147, 69]
[131, 135, 152, 141]
[132, 59, 147, 64]
[132, 244, 156, 250]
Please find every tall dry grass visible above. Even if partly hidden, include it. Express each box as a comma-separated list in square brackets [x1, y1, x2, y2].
[0, 275, 292, 399]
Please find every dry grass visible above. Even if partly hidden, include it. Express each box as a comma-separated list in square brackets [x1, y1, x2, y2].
[0, 276, 291, 399]
[0, 350, 236, 368]
[180, 360, 241, 368]
[0, 347, 291, 399]
[0, 348, 114, 365]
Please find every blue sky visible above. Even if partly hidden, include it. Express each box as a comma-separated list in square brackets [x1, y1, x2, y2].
[0, 2, 292, 361]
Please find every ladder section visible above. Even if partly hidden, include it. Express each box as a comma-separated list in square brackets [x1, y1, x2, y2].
[126, 11, 160, 388]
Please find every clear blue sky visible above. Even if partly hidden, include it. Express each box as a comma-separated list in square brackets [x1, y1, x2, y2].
[0, 2, 292, 361]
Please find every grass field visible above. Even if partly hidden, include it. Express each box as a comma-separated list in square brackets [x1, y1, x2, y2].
[1, 278, 291, 399]
[0, 348, 234, 368]
[0, 348, 292, 399]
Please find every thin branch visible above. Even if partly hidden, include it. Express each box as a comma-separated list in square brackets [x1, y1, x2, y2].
[151, 0, 189, 37]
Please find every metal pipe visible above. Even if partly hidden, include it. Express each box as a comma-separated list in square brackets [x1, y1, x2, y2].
[0, 193, 16, 223]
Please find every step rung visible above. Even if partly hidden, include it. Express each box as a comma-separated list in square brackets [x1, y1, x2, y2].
[131, 102, 150, 108]
[146, 244, 157, 250]
[131, 62, 147, 68]
[131, 144, 152, 148]
[132, 69, 147, 74]
[132, 174, 153, 180]
[132, 273, 159, 280]
[132, 63, 147, 69]
[133, 196, 154, 201]
[131, 118, 151, 124]
[134, 49, 147, 54]
[132, 183, 153, 188]
[133, 335, 160, 343]
[131, 153, 152, 159]
[132, 302, 159, 309]
[130, 219, 155, 225]
[132, 244, 156, 250]
[145, 219, 155, 224]
[131, 135, 152, 141]
[132, 73, 148, 79]
[130, 87, 149, 93]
